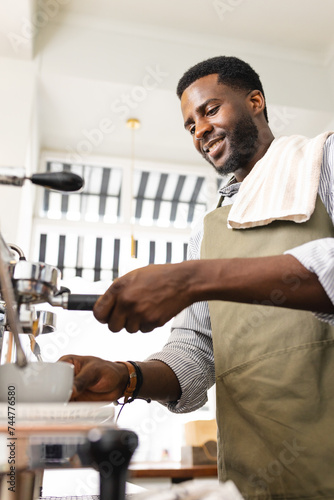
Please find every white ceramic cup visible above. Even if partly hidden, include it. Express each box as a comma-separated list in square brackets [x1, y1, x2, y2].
[0, 361, 74, 403]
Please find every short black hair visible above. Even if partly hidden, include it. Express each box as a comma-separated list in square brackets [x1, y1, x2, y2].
[176, 56, 268, 122]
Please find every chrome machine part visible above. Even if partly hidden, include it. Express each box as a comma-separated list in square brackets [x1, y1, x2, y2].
[11, 260, 61, 305]
[36, 310, 57, 333]
[0, 166, 25, 186]
[0, 234, 27, 367]
[8, 243, 26, 260]
[18, 306, 56, 334]
[0, 301, 5, 365]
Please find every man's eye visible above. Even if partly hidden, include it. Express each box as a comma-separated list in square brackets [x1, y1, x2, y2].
[189, 126, 195, 135]
[207, 106, 219, 116]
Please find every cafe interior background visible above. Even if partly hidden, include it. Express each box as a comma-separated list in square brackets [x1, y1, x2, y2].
[1, 0, 334, 495]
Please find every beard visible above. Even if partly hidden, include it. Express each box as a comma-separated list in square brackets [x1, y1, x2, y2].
[206, 114, 259, 176]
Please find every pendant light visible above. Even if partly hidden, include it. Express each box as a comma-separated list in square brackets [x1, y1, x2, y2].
[126, 118, 141, 258]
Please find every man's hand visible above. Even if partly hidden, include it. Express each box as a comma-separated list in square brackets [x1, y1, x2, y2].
[60, 356, 182, 403]
[93, 262, 195, 333]
[59, 355, 128, 402]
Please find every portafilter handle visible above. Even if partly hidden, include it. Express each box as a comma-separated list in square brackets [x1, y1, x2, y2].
[68, 294, 101, 310]
[50, 293, 100, 311]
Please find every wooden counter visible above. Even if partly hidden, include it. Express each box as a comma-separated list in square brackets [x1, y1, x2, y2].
[129, 461, 218, 483]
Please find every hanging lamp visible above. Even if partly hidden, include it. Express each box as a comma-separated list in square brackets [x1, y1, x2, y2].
[126, 118, 141, 258]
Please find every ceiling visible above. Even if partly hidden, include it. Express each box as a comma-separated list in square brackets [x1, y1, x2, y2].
[1, 0, 334, 169]
[2, 1, 334, 58]
[56, 0, 334, 55]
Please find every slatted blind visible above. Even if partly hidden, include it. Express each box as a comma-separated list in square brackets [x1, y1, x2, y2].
[41, 162, 122, 223]
[37, 232, 188, 282]
[132, 169, 206, 227]
[41, 162, 207, 226]
[34, 160, 209, 281]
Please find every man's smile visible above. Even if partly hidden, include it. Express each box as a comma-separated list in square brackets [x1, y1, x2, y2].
[202, 136, 225, 163]
[203, 136, 226, 158]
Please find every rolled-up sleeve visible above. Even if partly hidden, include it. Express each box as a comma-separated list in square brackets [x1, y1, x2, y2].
[285, 238, 334, 324]
[284, 135, 334, 324]
[146, 214, 215, 413]
[146, 301, 215, 413]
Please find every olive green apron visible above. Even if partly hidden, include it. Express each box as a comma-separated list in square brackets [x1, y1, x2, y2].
[201, 196, 334, 499]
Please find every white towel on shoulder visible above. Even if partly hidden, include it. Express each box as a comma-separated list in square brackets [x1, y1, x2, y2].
[227, 131, 333, 229]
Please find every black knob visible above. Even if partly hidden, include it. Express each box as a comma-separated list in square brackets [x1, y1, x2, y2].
[83, 428, 138, 500]
[30, 171, 84, 192]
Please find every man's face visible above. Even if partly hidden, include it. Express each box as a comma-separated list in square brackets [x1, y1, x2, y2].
[181, 74, 259, 176]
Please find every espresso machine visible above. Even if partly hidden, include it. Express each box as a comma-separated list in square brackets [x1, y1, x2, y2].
[0, 168, 100, 366]
[0, 168, 138, 500]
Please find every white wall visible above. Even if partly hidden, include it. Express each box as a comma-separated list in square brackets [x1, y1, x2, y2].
[0, 57, 37, 250]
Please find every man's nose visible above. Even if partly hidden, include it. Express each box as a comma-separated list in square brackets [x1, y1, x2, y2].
[194, 119, 212, 141]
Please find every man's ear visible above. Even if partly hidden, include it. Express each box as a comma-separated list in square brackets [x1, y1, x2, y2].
[247, 89, 265, 117]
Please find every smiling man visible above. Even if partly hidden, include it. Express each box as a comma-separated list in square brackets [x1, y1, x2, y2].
[61, 56, 334, 498]
[180, 72, 269, 180]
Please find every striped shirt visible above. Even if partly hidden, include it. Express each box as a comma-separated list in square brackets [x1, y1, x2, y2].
[147, 134, 334, 413]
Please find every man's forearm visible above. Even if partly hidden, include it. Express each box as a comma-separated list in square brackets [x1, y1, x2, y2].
[93, 253, 334, 335]
[190, 254, 334, 314]
[139, 360, 181, 402]
[118, 360, 181, 403]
